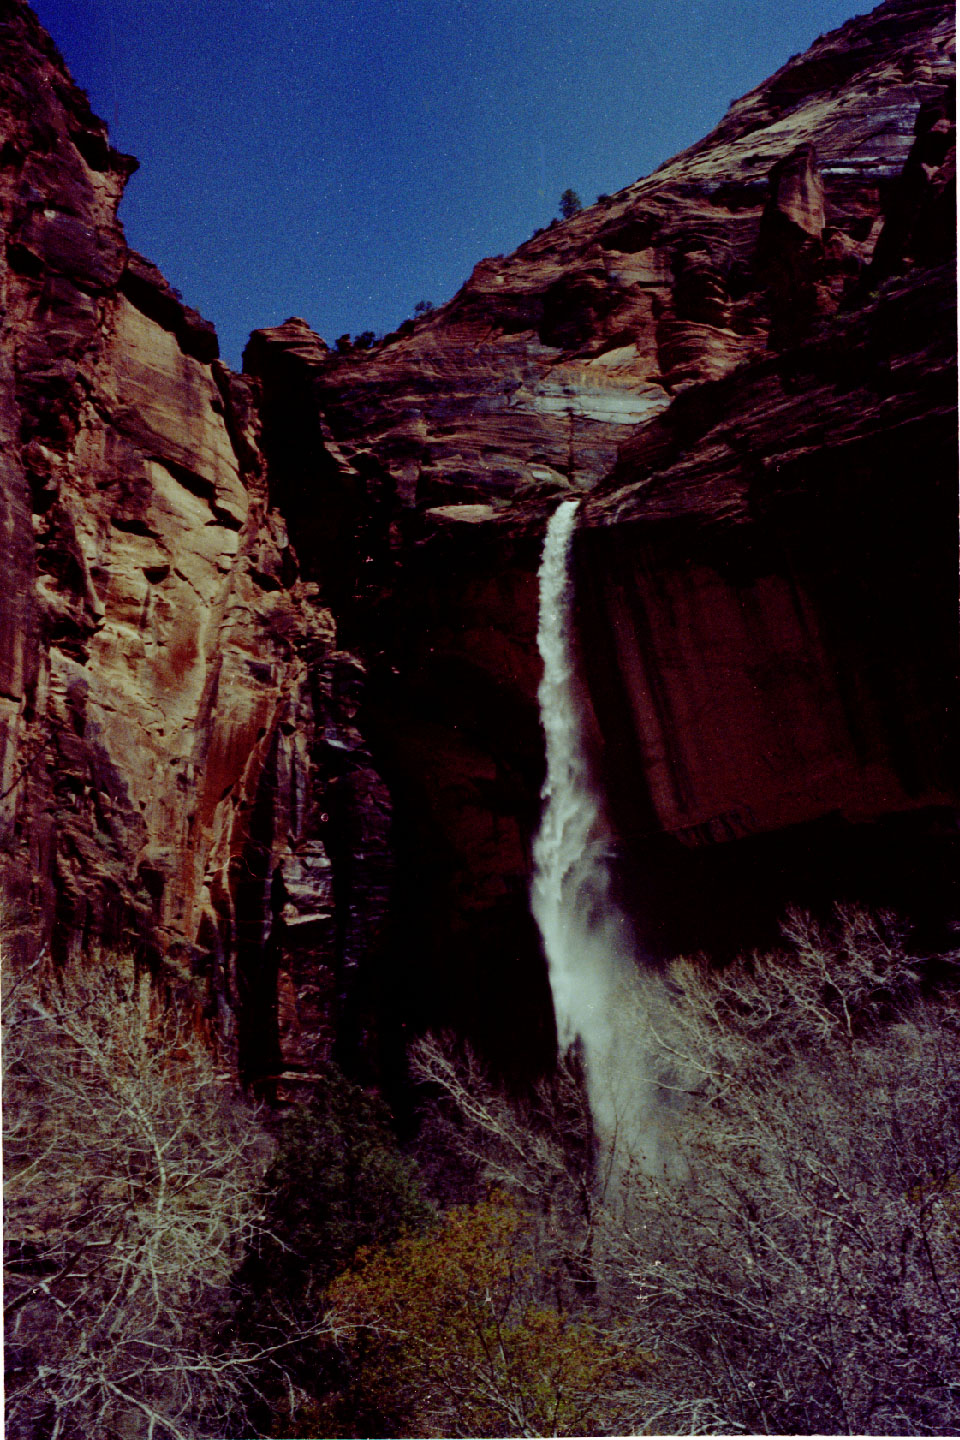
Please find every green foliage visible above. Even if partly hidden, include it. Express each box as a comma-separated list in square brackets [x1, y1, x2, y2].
[559, 187, 582, 220]
[326, 1192, 648, 1437]
[353, 330, 376, 349]
[415, 908, 960, 1436]
[334, 332, 352, 353]
[413, 298, 434, 316]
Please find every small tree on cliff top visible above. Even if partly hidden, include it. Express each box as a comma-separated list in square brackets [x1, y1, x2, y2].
[559, 187, 582, 220]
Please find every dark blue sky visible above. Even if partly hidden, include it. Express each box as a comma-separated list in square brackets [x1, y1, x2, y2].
[33, 0, 866, 367]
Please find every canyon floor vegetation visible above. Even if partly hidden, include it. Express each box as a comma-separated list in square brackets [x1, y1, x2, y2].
[2, 951, 281, 1439]
[4, 907, 959, 1438]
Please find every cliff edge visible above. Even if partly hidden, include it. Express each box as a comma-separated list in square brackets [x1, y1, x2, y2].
[0, 0, 955, 1076]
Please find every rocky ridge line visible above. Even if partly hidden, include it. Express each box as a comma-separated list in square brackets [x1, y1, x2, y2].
[0, 0, 955, 1077]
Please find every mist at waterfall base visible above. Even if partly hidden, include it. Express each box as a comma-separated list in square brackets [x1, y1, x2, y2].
[531, 501, 673, 1167]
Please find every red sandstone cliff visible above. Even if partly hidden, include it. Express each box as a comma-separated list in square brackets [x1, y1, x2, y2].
[244, 0, 956, 1047]
[0, 0, 955, 1075]
[0, 2, 391, 1088]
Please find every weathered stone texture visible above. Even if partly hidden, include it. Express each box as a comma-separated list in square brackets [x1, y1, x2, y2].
[0, 0, 955, 1074]
[245, 0, 955, 987]
[0, 1, 390, 1089]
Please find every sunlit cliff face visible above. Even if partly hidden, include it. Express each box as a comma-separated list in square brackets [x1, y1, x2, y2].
[0, 0, 955, 1083]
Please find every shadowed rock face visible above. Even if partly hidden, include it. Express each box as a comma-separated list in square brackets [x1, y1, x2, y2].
[246, 0, 956, 1021]
[0, 0, 955, 1078]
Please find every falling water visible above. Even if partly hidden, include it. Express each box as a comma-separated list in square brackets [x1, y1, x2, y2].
[531, 500, 660, 1156]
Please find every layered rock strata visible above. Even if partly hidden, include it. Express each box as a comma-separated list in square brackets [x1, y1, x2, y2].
[247, 0, 956, 999]
[295, 0, 954, 509]
[0, 1, 390, 1088]
[0, 0, 955, 1076]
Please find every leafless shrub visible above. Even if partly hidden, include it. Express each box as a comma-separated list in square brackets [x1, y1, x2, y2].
[2, 950, 330, 1440]
[614, 907, 960, 1434]
[409, 1035, 727, 1434]
[414, 908, 960, 1435]
[410, 1032, 611, 1296]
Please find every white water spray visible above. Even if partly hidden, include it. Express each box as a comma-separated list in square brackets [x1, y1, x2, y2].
[531, 501, 663, 1157]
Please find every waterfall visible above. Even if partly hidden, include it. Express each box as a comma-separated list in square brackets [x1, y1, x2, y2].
[531, 500, 658, 1155]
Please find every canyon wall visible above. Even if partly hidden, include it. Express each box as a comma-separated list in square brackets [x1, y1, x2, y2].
[0, 0, 955, 1078]
[0, 2, 391, 1090]
[250, 0, 955, 1019]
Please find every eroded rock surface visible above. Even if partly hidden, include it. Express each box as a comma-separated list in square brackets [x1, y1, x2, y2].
[288, 0, 952, 502]
[246, 0, 956, 1003]
[0, 0, 955, 1075]
[0, 2, 390, 1089]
